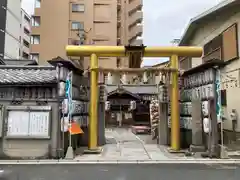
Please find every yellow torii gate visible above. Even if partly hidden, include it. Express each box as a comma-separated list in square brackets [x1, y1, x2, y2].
[66, 45, 203, 152]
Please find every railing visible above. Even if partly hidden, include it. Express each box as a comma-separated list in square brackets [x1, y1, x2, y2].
[128, 24, 143, 41]
[128, 11, 143, 27]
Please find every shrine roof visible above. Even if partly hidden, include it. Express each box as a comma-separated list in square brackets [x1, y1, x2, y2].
[105, 84, 158, 95]
[0, 66, 57, 85]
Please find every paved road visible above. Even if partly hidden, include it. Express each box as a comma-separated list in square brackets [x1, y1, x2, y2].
[1, 163, 240, 180]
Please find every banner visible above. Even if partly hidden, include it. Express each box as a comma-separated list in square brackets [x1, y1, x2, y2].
[68, 122, 84, 135]
[215, 69, 222, 122]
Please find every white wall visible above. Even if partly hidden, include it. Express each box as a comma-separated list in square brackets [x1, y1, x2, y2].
[4, 0, 21, 59]
[187, 11, 240, 132]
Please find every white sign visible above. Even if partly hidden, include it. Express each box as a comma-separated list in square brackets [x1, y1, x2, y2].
[29, 112, 49, 136]
[7, 110, 50, 137]
[7, 111, 29, 136]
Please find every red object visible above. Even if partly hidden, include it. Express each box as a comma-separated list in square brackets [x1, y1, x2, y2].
[131, 125, 150, 134]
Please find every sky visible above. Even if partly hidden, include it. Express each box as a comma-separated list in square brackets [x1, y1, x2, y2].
[22, 0, 223, 66]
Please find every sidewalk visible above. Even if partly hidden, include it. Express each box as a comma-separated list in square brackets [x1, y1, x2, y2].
[74, 128, 199, 161]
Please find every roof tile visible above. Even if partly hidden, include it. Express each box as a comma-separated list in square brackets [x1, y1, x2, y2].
[0, 67, 57, 84]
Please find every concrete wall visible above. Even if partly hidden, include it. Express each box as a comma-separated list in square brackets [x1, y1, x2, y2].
[0, 99, 59, 159]
[4, 0, 21, 59]
[182, 11, 240, 132]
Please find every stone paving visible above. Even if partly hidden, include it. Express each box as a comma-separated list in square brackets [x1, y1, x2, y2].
[75, 128, 189, 161]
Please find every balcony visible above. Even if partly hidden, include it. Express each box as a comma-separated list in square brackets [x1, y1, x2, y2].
[128, 24, 143, 41]
[117, 16, 121, 27]
[117, 0, 121, 10]
[22, 44, 30, 55]
[128, 0, 142, 14]
[128, 11, 143, 27]
[129, 39, 143, 46]
[22, 32, 30, 43]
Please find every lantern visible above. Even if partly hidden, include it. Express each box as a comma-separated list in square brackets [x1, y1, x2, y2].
[105, 101, 111, 111]
[130, 100, 136, 110]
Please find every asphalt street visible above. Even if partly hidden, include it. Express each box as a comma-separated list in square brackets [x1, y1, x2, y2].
[0, 163, 240, 180]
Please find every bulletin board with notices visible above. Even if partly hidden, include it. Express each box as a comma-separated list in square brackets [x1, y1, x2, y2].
[6, 106, 51, 138]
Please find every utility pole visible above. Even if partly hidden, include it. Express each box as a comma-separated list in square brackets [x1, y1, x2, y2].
[74, 28, 92, 70]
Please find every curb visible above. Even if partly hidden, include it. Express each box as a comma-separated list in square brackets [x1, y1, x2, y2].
[0, 159, 240, 164]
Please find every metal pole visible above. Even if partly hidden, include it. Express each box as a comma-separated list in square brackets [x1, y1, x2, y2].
[216, 68, 223, 156]
[89, 53, 98, 150]
[170, 55, 180, 151]
[65, 71, 74, 159]
[68, 71, 73, 148]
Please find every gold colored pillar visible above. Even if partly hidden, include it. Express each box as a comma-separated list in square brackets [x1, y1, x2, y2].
[89, 53, 98, 150]
[170, 55, 180, 151]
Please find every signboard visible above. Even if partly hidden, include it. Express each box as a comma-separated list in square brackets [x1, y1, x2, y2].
[7, 111, 29, 136]
[7, 110, 50, 137]
[29, 112, 49, 136]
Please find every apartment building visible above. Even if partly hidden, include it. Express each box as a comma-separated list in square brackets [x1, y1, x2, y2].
[20, 8, 31, 59]
[0, 0, 21, 59]
[30, 0, 143, 68]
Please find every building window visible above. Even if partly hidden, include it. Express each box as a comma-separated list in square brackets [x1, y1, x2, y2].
[180, 57, 192, 70]
[23, 39, 30, 48]
[31, 35, 40, 44]
[203, 23, 238, 63]
[24, 15, 30, 23]
[71, 22, 84, 30]
[222, 23, 238, 62]
[35, 0, 41, 8]
[221, 89, 227, 106]
[24, 27, 30, 35]
[72, 4, 85, 12]
[30, 53, 39, 61]
[32, 16, 40, 27]
[22, 52, 29, 59]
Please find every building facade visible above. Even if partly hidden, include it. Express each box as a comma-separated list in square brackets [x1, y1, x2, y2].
[30, 0, 143, 68]
[20, 8, 31, 59]
[0, 0, 21, 59]
[179, 0, 240, 143]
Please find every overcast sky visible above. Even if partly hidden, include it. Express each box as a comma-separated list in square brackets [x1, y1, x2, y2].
[22, 0, 223, 66]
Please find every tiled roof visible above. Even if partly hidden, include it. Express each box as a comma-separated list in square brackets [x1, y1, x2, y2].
[2, 59, 38, 66]
[0, 66, 57, 85]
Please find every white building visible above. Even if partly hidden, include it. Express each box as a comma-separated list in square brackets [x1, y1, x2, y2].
[0, 0, 21, 59]
[179, 0, 240, 138]
[20, 8, 31, 59]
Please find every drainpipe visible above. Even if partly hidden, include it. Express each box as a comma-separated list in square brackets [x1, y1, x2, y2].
[56, 64, 62, 158]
